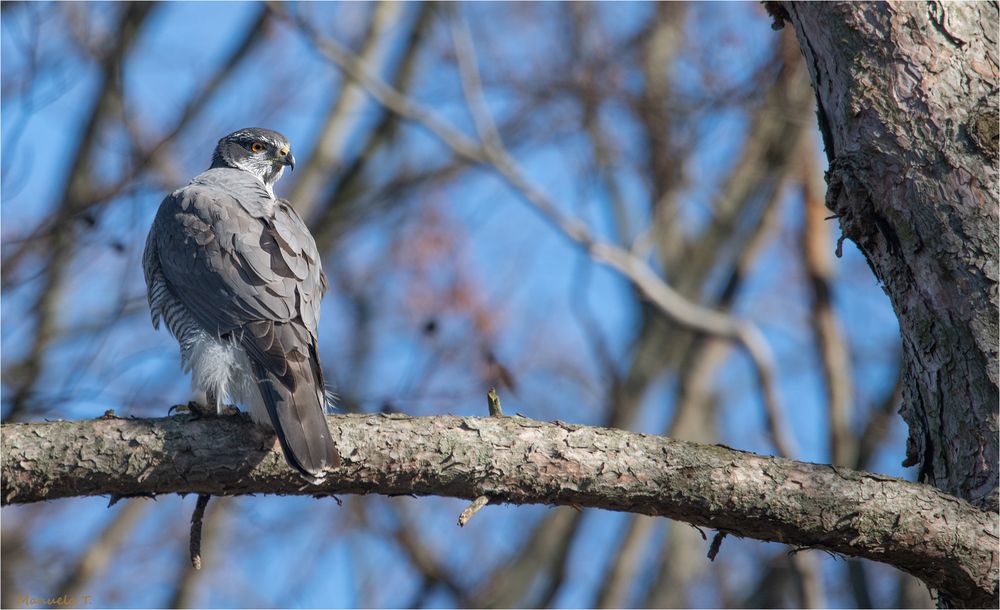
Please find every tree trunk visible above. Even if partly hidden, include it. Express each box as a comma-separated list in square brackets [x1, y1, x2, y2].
[772, 1, 998, 512]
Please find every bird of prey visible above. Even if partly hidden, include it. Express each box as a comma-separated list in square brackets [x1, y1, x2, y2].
[143, 127, 339, 481]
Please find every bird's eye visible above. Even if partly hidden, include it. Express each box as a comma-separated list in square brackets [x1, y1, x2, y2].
[250, 142, 264, 153]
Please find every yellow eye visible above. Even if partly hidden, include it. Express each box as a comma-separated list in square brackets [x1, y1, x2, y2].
[250, 142, 264, 153]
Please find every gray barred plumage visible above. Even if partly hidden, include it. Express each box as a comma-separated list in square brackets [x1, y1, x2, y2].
[143, 128, 339, 481]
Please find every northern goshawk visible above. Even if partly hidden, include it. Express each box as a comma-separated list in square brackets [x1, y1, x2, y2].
[143, 127, 339, 481]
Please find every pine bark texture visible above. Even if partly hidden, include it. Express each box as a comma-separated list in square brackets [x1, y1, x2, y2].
[774, 1, 999, 511]
[1, 414, 996, 606]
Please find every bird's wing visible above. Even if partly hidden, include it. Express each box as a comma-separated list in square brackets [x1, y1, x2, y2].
[150, 179, 309, 335]
[273, 197, 328, 337]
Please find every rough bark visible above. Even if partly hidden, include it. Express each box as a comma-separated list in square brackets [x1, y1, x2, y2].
[1, 413, 996, 606]
[771, 1, 998, 511]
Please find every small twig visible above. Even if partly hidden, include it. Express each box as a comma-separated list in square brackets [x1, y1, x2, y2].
[189, 494, 211, 570]
[487, 388, 504, 417]
[458, 495, 489, 527]
[708, 531, 728, 561]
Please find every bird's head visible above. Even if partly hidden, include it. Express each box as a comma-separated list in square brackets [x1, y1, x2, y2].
[210, 128, 296, 190]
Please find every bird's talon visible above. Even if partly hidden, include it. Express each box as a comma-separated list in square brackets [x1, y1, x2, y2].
[186, 401, 216, 418]
[168, 404, 193, 416]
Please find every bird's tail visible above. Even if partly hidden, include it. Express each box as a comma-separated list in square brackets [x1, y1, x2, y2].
[245, 324, 339, 481]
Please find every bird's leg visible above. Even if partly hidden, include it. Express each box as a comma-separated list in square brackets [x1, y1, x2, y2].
[167, 394, 209, 418]
[206, 389, 241, 417]
[179, 390, 237, 418]
[183, 392, 214, 419]
[207, 389, 220, 415]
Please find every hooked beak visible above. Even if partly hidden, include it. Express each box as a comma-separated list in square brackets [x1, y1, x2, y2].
[280, 150, 295, 171]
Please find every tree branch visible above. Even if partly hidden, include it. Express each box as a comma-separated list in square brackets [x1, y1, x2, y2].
[1, 413, 995, 606]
